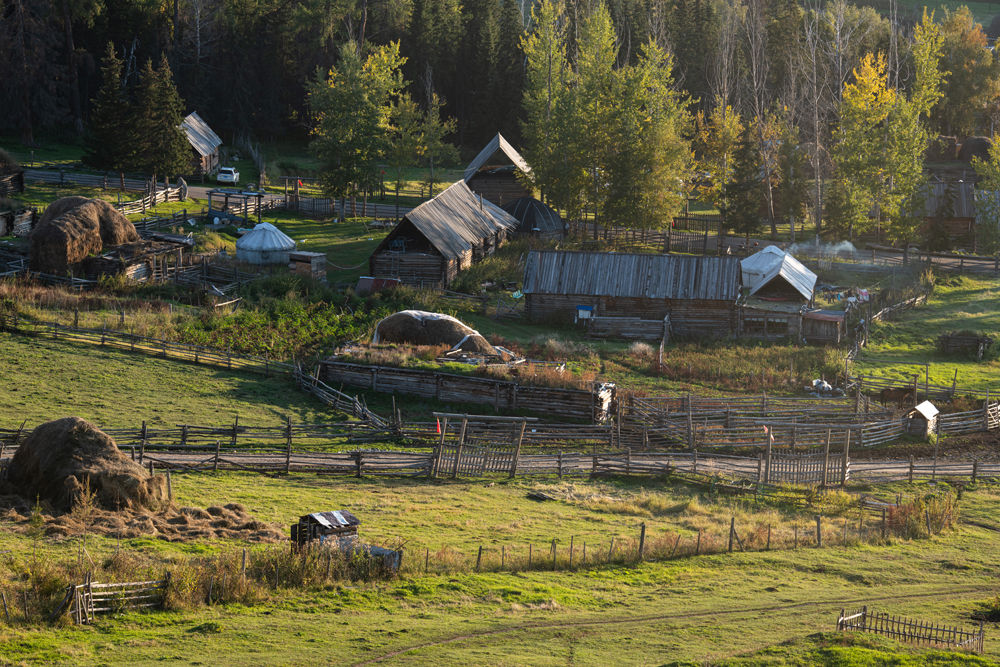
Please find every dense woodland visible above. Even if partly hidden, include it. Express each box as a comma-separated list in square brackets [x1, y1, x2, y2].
[4, 0, 1000, 243]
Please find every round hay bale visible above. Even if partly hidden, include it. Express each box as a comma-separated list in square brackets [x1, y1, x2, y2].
[6, 417, 169, 512]
[373, 310, 480, 347]
[958, 136, 991, 163]
[29, 197, 139, 273]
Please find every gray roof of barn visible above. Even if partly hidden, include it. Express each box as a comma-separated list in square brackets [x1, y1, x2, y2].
[180, 111, 222, 157]
[402, 180, 518, 260]
[523, 251, 741, 300]
[463, 133, 532, 182]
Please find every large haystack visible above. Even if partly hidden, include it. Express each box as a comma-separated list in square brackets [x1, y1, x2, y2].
[29, 197, 139, 273]
[6, 417, 169, 512]
[374, 310, 479, 346]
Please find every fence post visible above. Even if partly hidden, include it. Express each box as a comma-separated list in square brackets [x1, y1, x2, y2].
[638, 523, 646, 561]
[509, 419, 525, 479]
[285, 417, 293, 474]
[909, 456, 915, 483]
[972, 459, 978, 483]
[354, 450, 363, 478]
[452, 418, 468, 479]
[139, 421, 147, 465]
[841, 429, 851, 488]
[984, 389, 990, 432]
[823, 429, 831, 487]
[764, 430, 772, 484]
[728, 517, 735, 552]
[214, 440, 221, 472]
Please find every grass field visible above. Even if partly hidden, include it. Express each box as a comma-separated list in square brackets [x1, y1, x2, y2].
[0, 332, 334, 429]
[856, 274, 1000, 392]
[0, 474, 996, 664]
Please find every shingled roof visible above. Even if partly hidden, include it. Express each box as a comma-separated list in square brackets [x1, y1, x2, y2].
[523, 251, 742, 301]
[397, 180, 518, 259]
[180, 112, 222, 157]
[463, 133, 532, 182]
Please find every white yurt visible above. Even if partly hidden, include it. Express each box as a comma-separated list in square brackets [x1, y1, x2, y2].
[235, 222, 296, 265]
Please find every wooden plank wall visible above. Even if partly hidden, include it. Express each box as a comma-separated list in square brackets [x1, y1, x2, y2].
[526, 294, 735, 337]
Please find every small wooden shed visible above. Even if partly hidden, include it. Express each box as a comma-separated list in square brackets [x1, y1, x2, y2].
[522, 251, 741, 337]
[463, 133, 533, 205]
[180, 111, 222, 175]
[369, 180, 518, 288]
[906, 401, 939, 439]
[291, 510, 360, 547]
[922, 180, 975, 248]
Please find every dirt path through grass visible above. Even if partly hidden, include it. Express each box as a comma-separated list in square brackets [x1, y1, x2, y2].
[356, 584, 994, 665]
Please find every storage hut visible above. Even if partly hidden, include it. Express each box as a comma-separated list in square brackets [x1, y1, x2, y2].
[464, 133, 533, 205]
[291, 510, 360, 547]
[522, 250, 742, 337]
[905, 400, 939, 440]
[368, 180, 518, 288]
[923, 180, 975, 248]
[180, 112, 222, 176]
[235, 222, 295, 265]
[501, 197, 563, 238]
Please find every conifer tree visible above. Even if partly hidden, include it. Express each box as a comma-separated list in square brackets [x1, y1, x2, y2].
[83, 43, 132, 187]
[131, 55, 191, 184]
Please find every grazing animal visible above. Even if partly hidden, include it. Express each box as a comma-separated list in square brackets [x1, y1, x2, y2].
[878, 387, 915, 409]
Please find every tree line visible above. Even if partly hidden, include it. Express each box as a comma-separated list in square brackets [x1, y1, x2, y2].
[4, 0, 1000, 244]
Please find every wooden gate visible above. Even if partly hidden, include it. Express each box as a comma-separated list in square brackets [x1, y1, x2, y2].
[768, 452, 847, 486]
[431, 413, 534, 478]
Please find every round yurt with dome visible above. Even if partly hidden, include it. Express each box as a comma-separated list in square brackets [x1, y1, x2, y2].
[235, 222, 296, 265]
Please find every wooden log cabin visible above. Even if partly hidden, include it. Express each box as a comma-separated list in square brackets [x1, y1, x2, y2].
[180, 112, 222, 176]
[522, 250, 742, 337]
[464, 133, 533, 206]
[369, 180, 518, 288]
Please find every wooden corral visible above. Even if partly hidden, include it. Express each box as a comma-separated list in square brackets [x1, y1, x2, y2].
[522, 251, 741, 338]
[369, 180, 518, 288]
[319, 359, 616, 422]
[180, 111, 222, 175]
[463, 133, 533, 206]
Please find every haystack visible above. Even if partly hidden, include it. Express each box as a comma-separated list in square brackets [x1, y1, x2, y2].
[6, 417, 169, 512]
[29, 197, 139, 273]
[374, 310, 479, 346]
[958, 136, 991, 163]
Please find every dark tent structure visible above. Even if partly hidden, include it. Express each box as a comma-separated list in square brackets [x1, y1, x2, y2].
[500, 197, 563, 239]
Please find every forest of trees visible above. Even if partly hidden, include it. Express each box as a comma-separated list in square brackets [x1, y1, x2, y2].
[3, 0, 1000, 240]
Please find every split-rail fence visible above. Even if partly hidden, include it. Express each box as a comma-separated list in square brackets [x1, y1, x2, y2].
[837, 606, 984, 653]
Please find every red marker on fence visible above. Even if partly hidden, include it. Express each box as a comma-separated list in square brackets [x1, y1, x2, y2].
[436, 418, 441, 434]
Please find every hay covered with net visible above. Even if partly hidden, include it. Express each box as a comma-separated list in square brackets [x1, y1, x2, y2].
[0, 418, 284, 542]
[373, 310, 479, 346]
[29, 197, 139, 273]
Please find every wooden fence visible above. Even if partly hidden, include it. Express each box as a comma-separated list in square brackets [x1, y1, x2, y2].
[0, 171, 24, 196]
[837, 606, 984, 654]
[24, 168, 150, 192]
[114, 185, 186, 216]
[319, 360, 616, 423]
[55, 577, 169, 624]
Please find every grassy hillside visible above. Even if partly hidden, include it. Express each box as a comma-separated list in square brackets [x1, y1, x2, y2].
[0, 332, 334, 429]
[0, 475, 996, 664]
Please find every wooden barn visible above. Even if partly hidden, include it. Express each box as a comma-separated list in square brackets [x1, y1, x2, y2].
[369, 180, 518, 288]
[522, 250, 742, 337]
[739, 246, 818, 341]
[180, 112, 222, 176]
[464, 133, 533, 205]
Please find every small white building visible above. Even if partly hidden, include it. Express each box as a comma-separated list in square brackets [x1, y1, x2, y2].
[906, 401, 939, 440]
[236, 222, 296, 265]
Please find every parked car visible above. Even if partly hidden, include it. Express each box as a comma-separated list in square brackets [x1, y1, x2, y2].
[217, 166, 239, 185]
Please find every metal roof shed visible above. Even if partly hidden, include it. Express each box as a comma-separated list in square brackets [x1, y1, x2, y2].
[741, 246, 817, 301]
[235, 222, 296, 265]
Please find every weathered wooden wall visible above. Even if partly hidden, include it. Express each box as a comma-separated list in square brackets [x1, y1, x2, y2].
[370, 251, 452, 288]
[526, 293, 735, 338]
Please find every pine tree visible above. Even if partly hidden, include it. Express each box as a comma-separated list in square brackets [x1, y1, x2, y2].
[131, 55, 191, 183]
[83, 43, 132, 183]
[728, 124, 765, 244]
